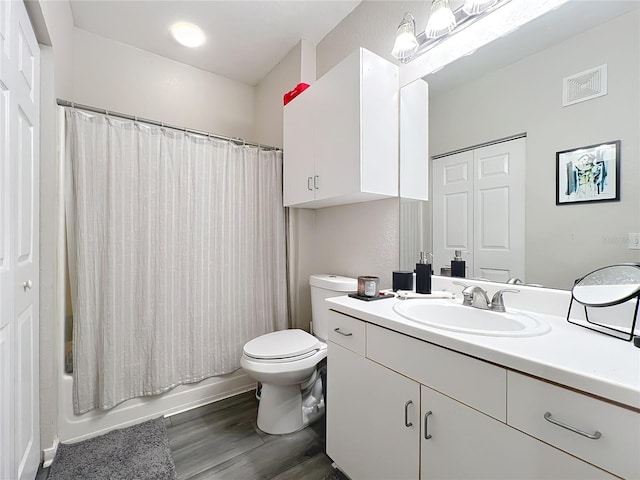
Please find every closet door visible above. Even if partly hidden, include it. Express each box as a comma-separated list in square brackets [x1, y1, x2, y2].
[0, 2, 16, 477]
[0, 1, 40, 478]
[473, 139, 525, 282]
[432, 150, 474, 277]
[432, 137, 525, 282]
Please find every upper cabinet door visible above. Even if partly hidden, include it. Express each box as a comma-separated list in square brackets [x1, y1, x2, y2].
[283, 86, 316, 207]
[283, 48, 398, 209]
[313, 50, 360, 202]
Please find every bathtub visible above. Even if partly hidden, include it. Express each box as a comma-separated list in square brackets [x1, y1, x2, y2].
[57, 369, 255, 444]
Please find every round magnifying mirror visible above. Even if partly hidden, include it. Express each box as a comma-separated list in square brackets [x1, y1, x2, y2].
[572, 264, 640, 307]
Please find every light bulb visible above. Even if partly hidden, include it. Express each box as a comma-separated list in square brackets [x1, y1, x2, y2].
[425, 0, 456, 39]
[391, 13, 419, 63]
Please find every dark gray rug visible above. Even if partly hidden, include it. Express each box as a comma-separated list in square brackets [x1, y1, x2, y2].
[48, 418, 177, 480]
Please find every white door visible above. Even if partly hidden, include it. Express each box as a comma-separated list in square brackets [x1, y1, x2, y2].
[0, 1, 40, 478]
[432, 150, 474, 277]
[473, 139, 525, 282]
[432, 137, 525, 282]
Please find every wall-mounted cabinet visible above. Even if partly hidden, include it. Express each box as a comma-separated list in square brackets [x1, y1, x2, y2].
[283, 48, 398, 209]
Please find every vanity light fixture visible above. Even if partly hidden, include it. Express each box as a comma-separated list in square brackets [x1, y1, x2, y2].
[170, 21, 206, 48]
[391, 0, 508, 63]
[391, 13, 419, 62]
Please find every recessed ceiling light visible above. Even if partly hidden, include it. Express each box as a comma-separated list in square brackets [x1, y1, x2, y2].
[170, 22, 205, 48]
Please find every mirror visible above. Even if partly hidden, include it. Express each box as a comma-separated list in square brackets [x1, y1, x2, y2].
[399, 1, 640, 290]
[573, 264, 640, 307]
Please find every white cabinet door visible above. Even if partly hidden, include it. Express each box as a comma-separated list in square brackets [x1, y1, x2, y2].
[0, 2, 40, 479]
[327, 341, 420, 480]
[313, 49, 360, 202]
[420, 385, 614, 479]
[283, 88, 315, 206]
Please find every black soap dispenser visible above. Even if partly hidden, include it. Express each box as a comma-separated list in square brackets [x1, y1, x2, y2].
[451, 250, 466, 278]
[415, 252, 432, 294]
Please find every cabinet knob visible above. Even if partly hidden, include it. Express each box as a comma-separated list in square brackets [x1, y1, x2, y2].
[23, 280, 33, 290]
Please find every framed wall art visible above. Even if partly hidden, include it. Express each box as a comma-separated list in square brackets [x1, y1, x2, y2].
[556, 140, 620, 205]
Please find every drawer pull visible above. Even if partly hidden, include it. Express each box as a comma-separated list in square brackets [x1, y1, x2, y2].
[544, 412, 602, 440]
[333, 328, 353, 337]
[424, 410, 433, 440]
[404, 400, 413, 427]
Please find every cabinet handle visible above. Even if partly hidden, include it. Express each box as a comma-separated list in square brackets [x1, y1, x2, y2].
[543, 412, 602, 440]
[307, 177, 313, 191]
[333, 328, 352, 337]
[404, 400, 413, 427]
[314, 175, 319, 190]
[424, 410, 433, 439]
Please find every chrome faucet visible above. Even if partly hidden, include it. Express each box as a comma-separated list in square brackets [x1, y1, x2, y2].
[454, 282, 519, 312]
[463, 286, 491, 309]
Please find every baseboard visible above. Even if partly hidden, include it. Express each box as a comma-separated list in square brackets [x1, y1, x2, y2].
[42, 437, 59, 467]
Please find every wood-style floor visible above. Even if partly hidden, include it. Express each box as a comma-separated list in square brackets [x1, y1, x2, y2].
[38, 390, 346, 480]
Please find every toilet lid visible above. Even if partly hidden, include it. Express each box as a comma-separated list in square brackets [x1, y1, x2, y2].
[243, 329, 322, 360]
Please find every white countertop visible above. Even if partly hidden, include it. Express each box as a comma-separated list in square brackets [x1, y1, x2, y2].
[326, 294, 640, 410]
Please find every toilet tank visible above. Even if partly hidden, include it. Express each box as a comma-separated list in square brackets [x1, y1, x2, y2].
[309, 274, 357, 341]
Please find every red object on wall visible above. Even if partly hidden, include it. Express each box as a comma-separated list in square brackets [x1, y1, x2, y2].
[283, 83, 310, 106]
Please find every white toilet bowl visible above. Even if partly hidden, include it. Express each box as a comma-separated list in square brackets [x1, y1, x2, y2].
[241, 274, 357, 435]
[241, 329, 327, 434]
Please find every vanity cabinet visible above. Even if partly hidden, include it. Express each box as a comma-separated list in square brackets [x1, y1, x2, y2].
[283, 48, 398, 208]
[326, 310, 619, 479]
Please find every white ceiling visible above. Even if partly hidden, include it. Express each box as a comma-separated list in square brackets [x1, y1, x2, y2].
[69, 0, 361, 86]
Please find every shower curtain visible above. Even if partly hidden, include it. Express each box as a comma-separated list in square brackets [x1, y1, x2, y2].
[64, 109, 288, 414]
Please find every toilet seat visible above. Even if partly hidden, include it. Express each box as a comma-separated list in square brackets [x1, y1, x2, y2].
[243, 329, 322, 361]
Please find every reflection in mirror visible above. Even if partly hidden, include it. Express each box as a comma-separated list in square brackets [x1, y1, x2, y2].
[399, 1, 640, 290]
[573, 264, 640, 307]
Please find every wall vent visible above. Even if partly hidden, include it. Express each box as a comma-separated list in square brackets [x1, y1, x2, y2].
[563, 64, 607, 107]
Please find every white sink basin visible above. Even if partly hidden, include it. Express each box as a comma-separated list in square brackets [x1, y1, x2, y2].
[392, 300, 551, 337]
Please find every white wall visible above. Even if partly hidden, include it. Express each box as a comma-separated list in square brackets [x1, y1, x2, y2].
[72, 28, 255, 138]
[37, 0, 75, 456]
[254, 42, 300, 148]
[429, 10, 640, 289]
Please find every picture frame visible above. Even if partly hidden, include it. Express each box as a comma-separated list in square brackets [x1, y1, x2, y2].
[556, 140, 620, 205]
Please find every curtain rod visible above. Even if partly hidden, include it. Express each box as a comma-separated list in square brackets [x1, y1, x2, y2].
[431, 133, 527, 160]
[56, 99, 281, 152]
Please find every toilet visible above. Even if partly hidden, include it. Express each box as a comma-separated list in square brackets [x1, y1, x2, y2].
[240, 274, 357, 434]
